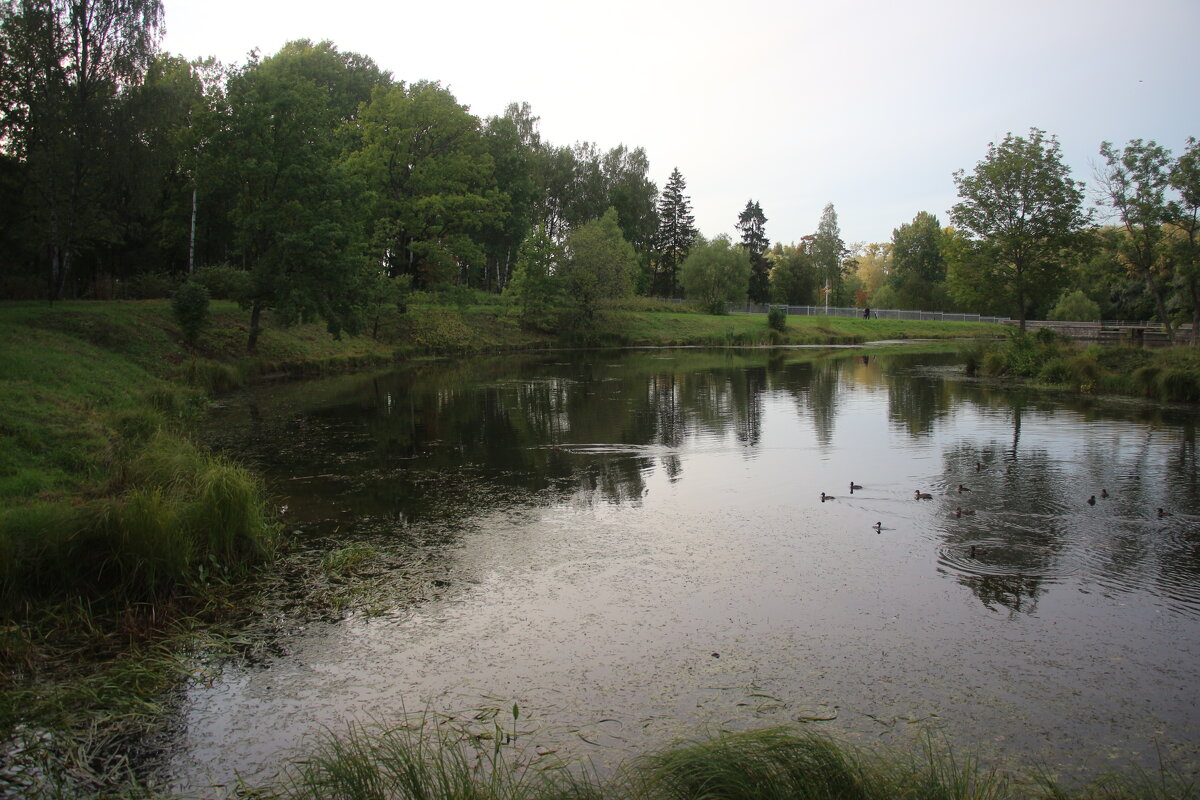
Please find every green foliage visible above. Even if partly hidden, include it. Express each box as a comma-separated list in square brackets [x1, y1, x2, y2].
[813, 203, 848, 304]
[124, 272, 177, 299]
[951, 128, 1087, 325]
[738, 200, 771, 304]
[680, 235, 752, 315]
[889, 211, 946, 310]
[171, 281, 211, 344]
[768, 242, 818, 305]
[562, 208, 636, 321]
[1047, 289, 1101, 322]
[653, 168, 698, 297]
[193, 264, 253, 302]
[506, 225, 563, 331]
[767, 306, 788, 332]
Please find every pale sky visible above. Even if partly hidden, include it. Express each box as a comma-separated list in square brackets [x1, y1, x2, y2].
[160, 0, 1199, 249]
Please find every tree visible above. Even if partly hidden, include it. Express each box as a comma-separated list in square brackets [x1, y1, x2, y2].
[347, 79, 500, 290]
[889, 211, 945, 309]
[951, 128, 1086, 330]
[812, 203, 847, 305]
[653, 167, 697, 297]
[768, 242, 817, 305]
[681, 235, 751, 314]
[737, 200, 770, 303]
[1170, 137, 1200, 344]
[562, 207, 635, 321]
[1097, 139, 1177, 341]
[0, 0, 164, 299]
[215, 42, 375, 350]
[854, 242, 892, 303]
[505, 224, 563, 331]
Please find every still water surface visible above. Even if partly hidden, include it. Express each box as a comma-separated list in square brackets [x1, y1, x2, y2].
[173, 348, 1200, 793]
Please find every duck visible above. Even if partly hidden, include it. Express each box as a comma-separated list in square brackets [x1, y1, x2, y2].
[872, 521, 883, 531]
[914, 490, 933, 500]
[1087, 495, 1096, 506]
[956, 507, 975, 517]
[849, 482, 863, 492]
[1101, 489, 1110, 499]
[958, 484, 971, 493]
[976, 461, 985, 472]
[821, 492, 836, 502]
[1158, 507, 1172, 518]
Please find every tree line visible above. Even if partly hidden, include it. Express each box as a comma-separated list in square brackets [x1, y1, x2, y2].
[2, 3, 1196, 345]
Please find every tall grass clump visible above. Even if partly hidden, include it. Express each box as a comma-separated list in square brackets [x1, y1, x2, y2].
[636, 728, 869, 800]
[0, 432, 275, 606]
[182, 357, 243, 393]
[280, 716, 594, 800]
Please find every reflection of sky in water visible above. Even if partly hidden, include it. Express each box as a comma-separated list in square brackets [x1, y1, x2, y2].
[174, 350, 1200, 795]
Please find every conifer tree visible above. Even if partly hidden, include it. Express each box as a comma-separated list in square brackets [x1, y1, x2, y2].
[736, 200, 770, 303]
[653, 167, 697, 297]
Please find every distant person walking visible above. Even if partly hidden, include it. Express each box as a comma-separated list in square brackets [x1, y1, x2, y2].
[863, 306, 871, 320]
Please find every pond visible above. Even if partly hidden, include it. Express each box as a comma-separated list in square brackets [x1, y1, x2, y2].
[169, 347, 1200, 794]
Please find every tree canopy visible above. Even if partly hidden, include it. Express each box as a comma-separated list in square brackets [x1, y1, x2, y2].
[950, 128, 1087, 329]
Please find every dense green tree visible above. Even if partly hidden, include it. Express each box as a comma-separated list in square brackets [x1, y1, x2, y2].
[1170, 137, 1200, 344]
[768, 242, 817, 305]
[812, 203, 847, 305]
[737, 200, 770, 303]
[481, 104, 541, 291]
[0, 0, 164, 298]
[1048, 289, 1101, 321]
[505, 224, 563, 330]
[951, 128, 1086, 329]
[681, 235, 751, 314]
[1098, 138, 1177, 341]
[889, 211, 945, 309]
[215, 43, 374, 350]
[562, 207, 635, 321]
[653, 167, 697, 297]
[347, 79, 501, 289]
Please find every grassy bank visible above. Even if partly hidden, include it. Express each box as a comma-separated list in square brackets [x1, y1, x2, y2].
[960, 328, 1200, 403]
[249, 721, 1196, 800]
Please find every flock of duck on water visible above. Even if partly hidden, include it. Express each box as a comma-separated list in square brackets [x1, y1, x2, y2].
[817, 459, 1177, 529]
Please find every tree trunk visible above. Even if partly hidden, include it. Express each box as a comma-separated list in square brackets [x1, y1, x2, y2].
[247, 301, 263, 353]
[1190, 277, 1200, 346]
[1144, 269, 1176, 343]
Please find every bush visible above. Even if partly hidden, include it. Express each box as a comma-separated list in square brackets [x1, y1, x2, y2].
[767, 306, 788, 332]
[172, 282, 211, 344]
[1048, 289, 1101, 322]
[193, 264, 253, 302]
[124, 272, 176, 299]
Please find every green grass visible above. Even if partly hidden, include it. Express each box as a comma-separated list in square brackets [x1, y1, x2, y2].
[257, 723, 1198, 800]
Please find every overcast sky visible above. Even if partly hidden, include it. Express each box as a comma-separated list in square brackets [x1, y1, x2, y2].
[159, 0, 1199, 249]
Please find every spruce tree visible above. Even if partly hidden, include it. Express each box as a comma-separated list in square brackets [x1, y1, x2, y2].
[736, 200, 770, 304]
[653, 168, 697, 297]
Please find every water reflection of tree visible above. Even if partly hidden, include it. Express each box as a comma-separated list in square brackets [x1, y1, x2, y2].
[936, 389, 1200, 616]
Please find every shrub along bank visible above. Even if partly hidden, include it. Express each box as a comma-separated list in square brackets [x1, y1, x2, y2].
[959, 327, 1200, 402]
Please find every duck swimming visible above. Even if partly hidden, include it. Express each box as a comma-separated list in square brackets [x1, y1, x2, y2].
[958, 484, 971, 493]
[1158, 507, 1172, 518]
[821, 492, 836, 501]
[872, 521, 882, 531]
[956, 507, 975, 517]
[914, 490, 933, 500]
[850, 482, 863, 492]
[1087, 495, 1096, 505]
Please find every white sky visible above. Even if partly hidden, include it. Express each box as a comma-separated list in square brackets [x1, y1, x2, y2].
[160, 0, 1199, 249]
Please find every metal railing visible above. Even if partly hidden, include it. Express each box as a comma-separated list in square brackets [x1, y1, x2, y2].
[726, 302, 1011, 325]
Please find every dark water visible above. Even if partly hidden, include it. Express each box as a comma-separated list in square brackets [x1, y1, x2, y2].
[171, 348, 1200, 794]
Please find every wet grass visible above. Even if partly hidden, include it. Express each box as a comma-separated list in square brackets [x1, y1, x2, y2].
[254, 723, 1199, 800]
